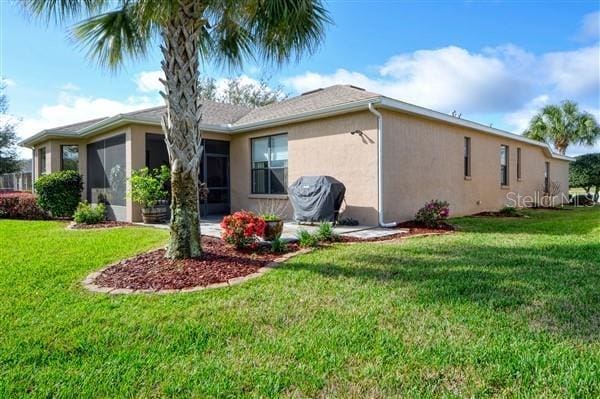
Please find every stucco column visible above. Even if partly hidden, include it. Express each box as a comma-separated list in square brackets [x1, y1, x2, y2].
[126, 127, 146, 222]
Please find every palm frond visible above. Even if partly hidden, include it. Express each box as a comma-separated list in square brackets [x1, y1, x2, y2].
[22, 0, 109, 23]
[72, 5, 155, 69]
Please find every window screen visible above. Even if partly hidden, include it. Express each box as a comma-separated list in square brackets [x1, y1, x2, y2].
[87, 134, 126, 206]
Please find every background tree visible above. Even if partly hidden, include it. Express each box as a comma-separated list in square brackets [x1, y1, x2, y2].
[24, 0, 330, 259]
[0, 85, 21, 174]
[198, 76, 287, 108]
[523, 100, 600, 155]
[569, 153, 600, 200]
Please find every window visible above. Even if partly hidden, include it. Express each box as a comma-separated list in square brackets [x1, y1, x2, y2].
[38, 147, 46, 175]
[544, 162, 550, 193]
[500, 145, 509, 186]
[464, 137, 471, 178]
[516, 147, 522, 180]
[61, 145, 79, 171]
[251, 134, 288, 194]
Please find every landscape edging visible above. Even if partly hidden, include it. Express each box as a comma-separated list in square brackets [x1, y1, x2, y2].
[82, 247, 314, 295]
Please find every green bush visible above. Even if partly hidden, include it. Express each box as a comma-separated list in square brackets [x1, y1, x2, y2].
[129, 166, 170, 208]
[316, 222, 339, 242]
[297, 229, 319, 248]
[73, 201, 106, 224]
[270, 237, 288, 253]
[34, 170, 83, 217]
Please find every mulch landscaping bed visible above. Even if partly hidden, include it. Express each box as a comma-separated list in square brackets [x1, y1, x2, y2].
[339, 221, 455, 243]
[472, 211, 525, 218]
[93, 236, 299, 290]
[70, 221, 135, 229]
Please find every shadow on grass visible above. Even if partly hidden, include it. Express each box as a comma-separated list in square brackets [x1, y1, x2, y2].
[286, 239, 600, 342]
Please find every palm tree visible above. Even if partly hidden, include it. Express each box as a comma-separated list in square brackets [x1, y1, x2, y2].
[23, 0, 330, 259]
[523, 100, 600, 155]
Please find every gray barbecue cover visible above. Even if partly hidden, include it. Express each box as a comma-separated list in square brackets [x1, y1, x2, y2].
[288, 176, 346, 222]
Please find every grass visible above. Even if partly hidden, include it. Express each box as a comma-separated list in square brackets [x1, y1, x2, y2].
[1, 208, 599, 398]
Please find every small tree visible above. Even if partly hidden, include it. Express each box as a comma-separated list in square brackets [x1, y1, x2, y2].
[0, 84, 21, 174]
[570, 153, 600, 200]
[198, 76, 287, 108]
[524, 101, 600, 155]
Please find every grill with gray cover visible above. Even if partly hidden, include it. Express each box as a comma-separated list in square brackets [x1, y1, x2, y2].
[288, 176, 346, 223]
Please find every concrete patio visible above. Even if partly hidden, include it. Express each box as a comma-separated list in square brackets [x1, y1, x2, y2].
[138, 215, 406, 241]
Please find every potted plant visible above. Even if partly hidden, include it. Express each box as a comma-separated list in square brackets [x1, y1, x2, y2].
[256, 199, 287, 241]
[129, 166, 170, 223]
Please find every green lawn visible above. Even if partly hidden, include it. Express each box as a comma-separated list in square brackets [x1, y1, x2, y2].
[1, 208, 599, 398]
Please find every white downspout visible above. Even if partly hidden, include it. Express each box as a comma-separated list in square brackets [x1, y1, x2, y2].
[31, 148, 35, 193]
[368, 103, 397, 228]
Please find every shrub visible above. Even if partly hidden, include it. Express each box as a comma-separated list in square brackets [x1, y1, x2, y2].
[297, 229, 319, 247]
[73, 202, 106, 224]
[415, 199, 450, 228]
[0, 191, 48, 220]
[271, 237, 288, 253]
[129, 166, 170, 208]
[316, 222, 339, 242]
[220, 211, 266, 249]
[34, 170, 83, 217]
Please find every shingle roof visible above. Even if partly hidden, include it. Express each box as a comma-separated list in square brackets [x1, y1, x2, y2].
[23, 85, 376, 145]
[45, 116, 109, 133]
[124, 101, 252, 125]
[233, 85, 379, 125]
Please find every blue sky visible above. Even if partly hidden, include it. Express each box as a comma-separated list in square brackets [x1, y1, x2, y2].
[1, 1, 599, 157]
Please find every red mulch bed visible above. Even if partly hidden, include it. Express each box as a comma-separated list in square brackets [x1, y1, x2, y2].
[71, 221, 135, 229]
[93, 236, 299, 290]
[339, 221, 454, 243]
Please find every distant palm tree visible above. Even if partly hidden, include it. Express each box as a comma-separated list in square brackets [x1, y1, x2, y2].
[524, 100, 600, 155]
[23, 0, 330, 259]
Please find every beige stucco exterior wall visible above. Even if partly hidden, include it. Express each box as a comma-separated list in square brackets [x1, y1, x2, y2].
[381, 109, 570, 222]
[229, 111, 379, 224]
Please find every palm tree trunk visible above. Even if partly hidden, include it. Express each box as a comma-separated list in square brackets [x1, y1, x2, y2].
[160, 0, 204, 259]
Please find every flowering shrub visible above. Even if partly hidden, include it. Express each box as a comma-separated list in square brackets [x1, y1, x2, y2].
[0, 191, 48, 220]
[415, 199, 450, 227]
[220, 211, 266, 249]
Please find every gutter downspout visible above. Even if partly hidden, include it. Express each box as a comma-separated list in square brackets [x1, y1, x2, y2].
[368, 103, 397, 228]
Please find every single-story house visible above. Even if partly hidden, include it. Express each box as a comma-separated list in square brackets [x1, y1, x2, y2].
[20, 85, 572, 225]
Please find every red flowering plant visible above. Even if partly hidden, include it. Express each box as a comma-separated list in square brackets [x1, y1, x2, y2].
[414, 199, 450, 227]
[220, 211, 266, 249]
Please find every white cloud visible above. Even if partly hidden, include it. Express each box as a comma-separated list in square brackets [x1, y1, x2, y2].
[135, 70, 165, 93]
[284, 45, 534, 114]
[504, 95, 551, 132]
[542, 45, 600, 98]
[283, 43, 599, 122]
[577, 11, 599, 41]
[17, 90, 162, 141]
[59, 83, 80, 91]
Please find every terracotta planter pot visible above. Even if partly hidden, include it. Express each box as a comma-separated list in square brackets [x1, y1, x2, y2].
[141, 202, 168, 224]
[263, 219, 283, 241]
